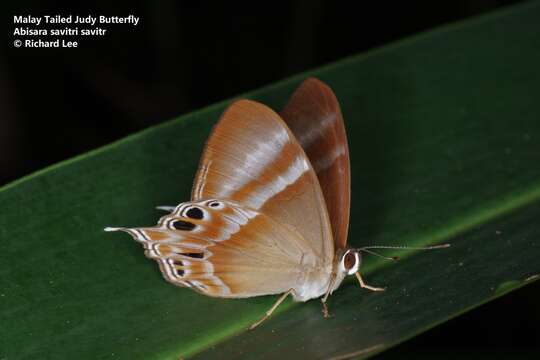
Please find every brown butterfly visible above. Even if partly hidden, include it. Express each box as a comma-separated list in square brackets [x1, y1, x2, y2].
[106, 78, 448, 329]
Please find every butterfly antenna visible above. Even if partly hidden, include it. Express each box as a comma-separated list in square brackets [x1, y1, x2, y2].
[360, 244, 450, 251]
[360, 248, 399, 261]
[357, 243, 450, 260]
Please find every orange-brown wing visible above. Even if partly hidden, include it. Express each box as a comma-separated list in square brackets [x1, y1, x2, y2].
[191, 99, 334, 262]
[105, 199, 325, 298]
[280, 78, 351, 250]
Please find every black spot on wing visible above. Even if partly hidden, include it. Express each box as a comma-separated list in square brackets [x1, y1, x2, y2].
[173, 260, 184, 276]
[176, 252, 204, 259]
[186, 207, 204, 220]
[172, 220, 196, 231]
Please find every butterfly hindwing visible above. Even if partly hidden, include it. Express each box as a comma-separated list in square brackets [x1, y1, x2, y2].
[112, 199, 328, 299]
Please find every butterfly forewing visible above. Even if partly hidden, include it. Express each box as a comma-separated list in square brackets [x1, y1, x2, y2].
[280, 78, 351, 250]
[191, 99, 334, 263]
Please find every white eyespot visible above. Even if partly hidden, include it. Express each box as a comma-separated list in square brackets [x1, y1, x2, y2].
[340, 250, 360, 275]
[206, 200, 225, 209]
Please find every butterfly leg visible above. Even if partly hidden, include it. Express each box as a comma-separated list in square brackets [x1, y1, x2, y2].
[355, 272, 386, 292]
[249, 289, 293, 330]
[320, 272, 337, 318]
[321, 299, 331, 318]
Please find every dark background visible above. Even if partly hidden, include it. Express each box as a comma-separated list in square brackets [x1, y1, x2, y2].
[2, 1, 538, 358]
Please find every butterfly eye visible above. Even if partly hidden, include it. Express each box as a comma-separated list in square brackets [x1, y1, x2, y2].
[207, 200, 224, 209]
[344, 252, 356, 270]
[185, 207, 204, 220]
[342, 250, 360, 275]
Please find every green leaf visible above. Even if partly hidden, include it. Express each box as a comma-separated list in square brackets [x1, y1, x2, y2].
[2, 2, 540, 359]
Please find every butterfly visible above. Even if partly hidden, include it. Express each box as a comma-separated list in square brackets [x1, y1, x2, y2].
[105, 78, 448, 329]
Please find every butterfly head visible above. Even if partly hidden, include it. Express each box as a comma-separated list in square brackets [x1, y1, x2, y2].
[339, 249, 362, 275]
